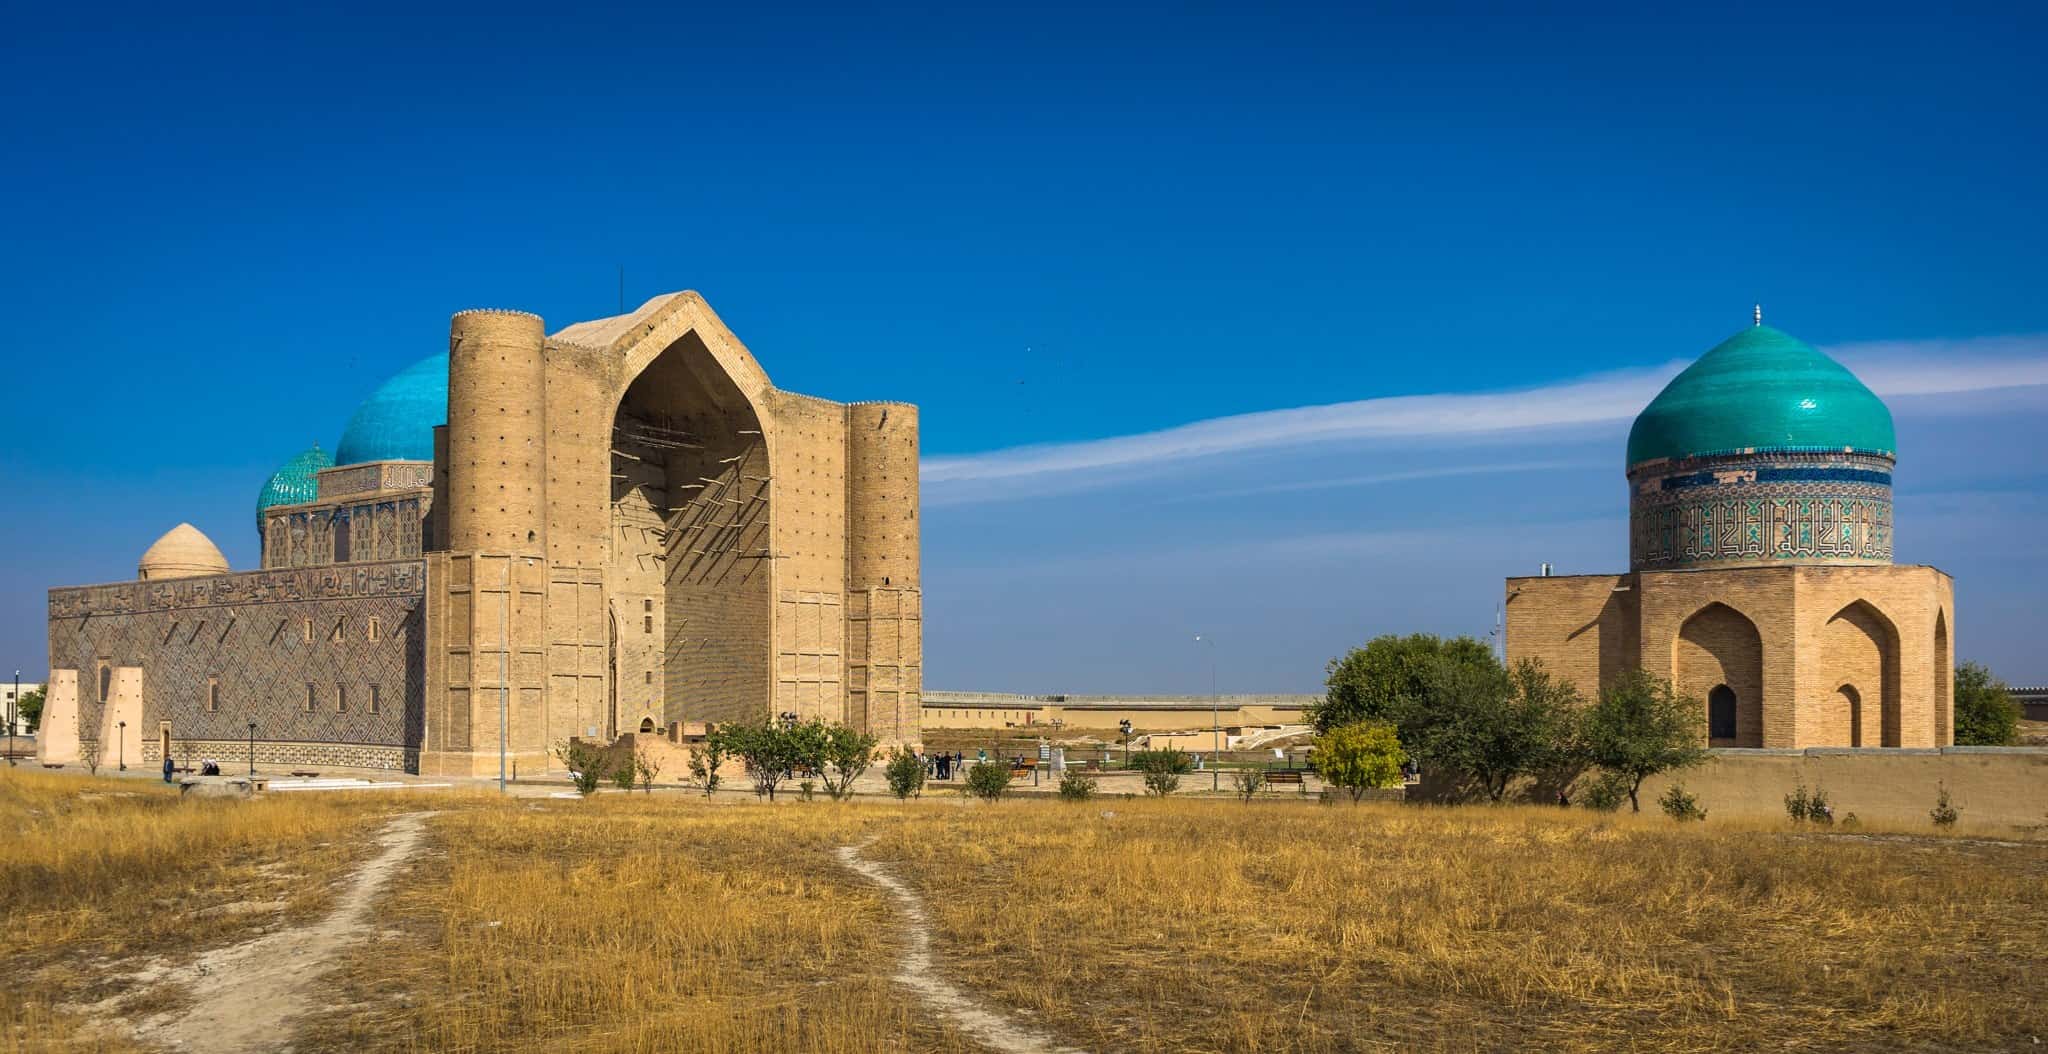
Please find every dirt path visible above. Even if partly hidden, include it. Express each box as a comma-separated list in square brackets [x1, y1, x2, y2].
[836, 841, 1087, 1054]
[132, 811, 434, 1053]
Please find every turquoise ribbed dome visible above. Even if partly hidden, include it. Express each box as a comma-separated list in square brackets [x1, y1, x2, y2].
[1627, 325, 1895, 465]
[335, 354, 447, 465]
[256, 444, 334, 528]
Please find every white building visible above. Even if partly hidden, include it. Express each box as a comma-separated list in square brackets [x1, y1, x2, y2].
[4, 679, 42, 739]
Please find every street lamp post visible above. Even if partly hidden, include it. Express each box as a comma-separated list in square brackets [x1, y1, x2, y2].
[1119, 718, 1132, 770]
[1195, 635, 1218, 790]
[117, 720, 126, 771]
[9, 669, 18, 767]
[247, 723, 257, 776]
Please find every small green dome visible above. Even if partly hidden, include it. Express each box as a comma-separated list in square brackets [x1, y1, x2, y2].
[256, 444, 334, 528]
[335, 353, 447, 465]
[1627, 325, 1895, 465]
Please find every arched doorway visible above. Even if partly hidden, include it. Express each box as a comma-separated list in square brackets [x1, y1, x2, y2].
[1708, 685, 1738, 744]
[639, 716, 656, 734]
[1839, 684, 1865, 746]
[1676, 603, 1764, 747]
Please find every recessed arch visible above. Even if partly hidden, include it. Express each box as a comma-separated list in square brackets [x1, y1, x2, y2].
[609, 324, 774, 732]
[1934, 609, 1951, 745]
[639, 716, 656, 734]
[1675, 602, 1764, 747]
[1823, 600, 1900, 746]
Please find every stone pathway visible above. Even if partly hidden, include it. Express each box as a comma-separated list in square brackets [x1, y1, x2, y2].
[836, 840, 1088, 1054]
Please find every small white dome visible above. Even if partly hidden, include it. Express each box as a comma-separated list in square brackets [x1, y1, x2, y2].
[138, 523, 229, 580]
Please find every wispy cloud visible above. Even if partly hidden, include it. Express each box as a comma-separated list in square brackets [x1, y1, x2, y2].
[923, 335, 2048, 502]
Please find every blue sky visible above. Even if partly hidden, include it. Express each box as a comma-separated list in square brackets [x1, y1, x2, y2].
[3, 6, 2045, 690]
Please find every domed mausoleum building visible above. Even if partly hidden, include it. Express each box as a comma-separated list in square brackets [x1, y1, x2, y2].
[1506, 317, 1954, 748]
[41, 292, 923, 775]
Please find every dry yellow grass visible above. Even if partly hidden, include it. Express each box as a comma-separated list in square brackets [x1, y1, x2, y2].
[0, 768, 409, 1052]
[875, 800, 2048, 1052]
[4, 774, 2043, 1053]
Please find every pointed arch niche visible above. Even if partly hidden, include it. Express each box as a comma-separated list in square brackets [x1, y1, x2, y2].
[1822, 600, 1900, 747]
[1675, 602, 1764, 747]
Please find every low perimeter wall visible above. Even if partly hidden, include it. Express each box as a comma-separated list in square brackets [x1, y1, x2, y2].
[1635, 748, 2048, 829]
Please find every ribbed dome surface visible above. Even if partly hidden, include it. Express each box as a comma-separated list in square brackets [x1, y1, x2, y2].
[256, 444, 334, 529]
[138, 523, 230, 580]
[335, 354, 447, 465]
[1627, 325, 1895, 465]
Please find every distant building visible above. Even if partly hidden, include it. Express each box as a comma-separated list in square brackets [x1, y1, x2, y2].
[2012, 686, 2048, 723]
[3, 680, 42, 737]
[1507, 319, 1954, 747]
[42, 292, 922, 775]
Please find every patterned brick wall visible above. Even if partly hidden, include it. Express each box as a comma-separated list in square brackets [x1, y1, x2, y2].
[47, 561, 425, 772]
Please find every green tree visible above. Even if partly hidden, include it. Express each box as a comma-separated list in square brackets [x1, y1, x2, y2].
[552, 740, 609, 796]
[14, 687, 44, 734]
[1581, 672, 1707, 813]
[633, 745, 662, 794]
[1309, 721, 1407, 802]
[1313, 633, 1495, 732]
[965, 761, 1012, 801]
[1952, 662, 2021, 746]
[721, 721, 799, 800]
[1131, 748, 1193, 796]
[818, 723, 881, 800]
[883, 749, 925, 800]
[1402, 657, 1581, 802]
[689, 727, 731, 797]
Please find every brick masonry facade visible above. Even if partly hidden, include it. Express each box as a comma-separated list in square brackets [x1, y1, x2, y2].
[1507, 564, 1953, 748]
[44, 561, 424, 771]
[44, 291, 922, 778]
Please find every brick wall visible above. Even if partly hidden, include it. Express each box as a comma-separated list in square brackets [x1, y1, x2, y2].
[46, 561, 425, 772]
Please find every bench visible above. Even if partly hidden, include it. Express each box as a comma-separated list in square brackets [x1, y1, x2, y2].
[1265, 769, 1308, 794]
[290, 770, 321, 778]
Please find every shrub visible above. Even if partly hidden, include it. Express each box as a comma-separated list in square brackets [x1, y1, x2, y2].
[1310, 721, 1406, 802]
[1231, 768, 1265, 802]
[966, 761, 1012, 801]
[611, 760, 637, 792]
[1658, 783, 1706, 822]
[1057, 769, 1098, 801]
[1785, 783, 1834, 825]
[883, 749, 925, 800]
[552, 740, 608, 796]
[1931, 783, 1959, 828]
[1132, 748, 1193, 796]
[1578, 771, 1628, 812]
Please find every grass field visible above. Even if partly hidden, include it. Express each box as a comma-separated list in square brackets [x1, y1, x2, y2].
[4, 770, 2044, 1053]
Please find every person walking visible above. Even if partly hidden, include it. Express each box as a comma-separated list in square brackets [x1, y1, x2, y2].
[162, 753, 175, 784]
